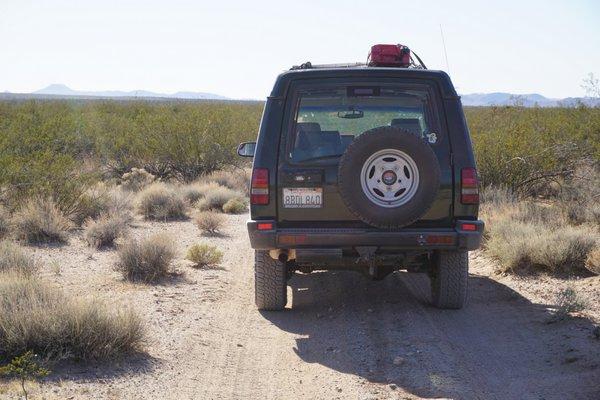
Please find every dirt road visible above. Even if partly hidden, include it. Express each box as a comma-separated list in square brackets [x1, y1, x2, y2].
[13, 214, 600, 400]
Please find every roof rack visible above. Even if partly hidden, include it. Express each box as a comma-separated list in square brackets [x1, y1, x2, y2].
[290, 44, 427, 71]
[290, 62, 366, 70]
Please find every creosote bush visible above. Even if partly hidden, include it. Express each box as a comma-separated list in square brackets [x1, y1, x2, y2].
[0, 241, 37, 276]
[222, 198, 247, 214]
[11, 199, 72, 244]
[195, 185, 242, 211]
[186, 244, 223, 268]
[116, 234, 176, 283]
[0, 271, 145, 361]
[194, 211, 225, 235]
[136, 183, 187, 220]
[83, 214, 129, 249]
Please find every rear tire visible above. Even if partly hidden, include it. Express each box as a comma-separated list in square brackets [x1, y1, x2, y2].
[430, 251, 468, 309]
[255, 250, 287, 311]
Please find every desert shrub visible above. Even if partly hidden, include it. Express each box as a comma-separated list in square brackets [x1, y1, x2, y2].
[104, 188, 135, 223]
[11, 199, 72, 244]
[203, 169, 249, 194]
[553, 287, 586, 319]
[120, 168, 156, 192]
[563, 201, 600, 225]
[83, 214, 129, 249]
[186, 244, 223, 268]
[136, 183, 187, 220]
[222, 198, 247, 214]
[194, 211, 225, 235]
[116, 234, 176, 283]
[485, 220, 598, 274]
[0, 241, 37, 275]
[195, 185, 242, 211]
[179, 181, 220, 205]
[0, 207, 9, 239]
[584, 247, 600, 275]
[482, 190, 598, 274]
[69, 183, 134, 226]
[0, 271, 145, 361]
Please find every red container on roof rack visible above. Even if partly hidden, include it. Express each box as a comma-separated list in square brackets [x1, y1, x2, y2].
[368, 44, 411, 67]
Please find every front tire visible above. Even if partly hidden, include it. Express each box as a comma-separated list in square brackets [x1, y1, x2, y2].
[430, 251, 468, 309]
[255, 250, 287, 311]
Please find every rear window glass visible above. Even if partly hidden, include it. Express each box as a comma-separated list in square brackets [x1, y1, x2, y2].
[288, 85, 439, 163]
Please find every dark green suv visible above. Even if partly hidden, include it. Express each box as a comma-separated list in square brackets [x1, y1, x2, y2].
[238, 61, 483, 311]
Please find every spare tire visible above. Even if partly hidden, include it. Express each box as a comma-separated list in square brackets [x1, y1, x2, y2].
[338, 126, 440, 229]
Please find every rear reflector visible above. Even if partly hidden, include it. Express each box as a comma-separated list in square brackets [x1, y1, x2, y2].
[251, 168, 269, 205]
[461, 168, 480, 204]
[461, 223, 477, 231]
[257, 222, 274, 230]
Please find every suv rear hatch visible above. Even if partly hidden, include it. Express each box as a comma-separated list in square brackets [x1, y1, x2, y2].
[276, 78, 453, 228]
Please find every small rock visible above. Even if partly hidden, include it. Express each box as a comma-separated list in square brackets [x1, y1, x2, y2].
[237, 343, 243, 347]
[389, 383, 398, 390]
[393, 356, 404, 366]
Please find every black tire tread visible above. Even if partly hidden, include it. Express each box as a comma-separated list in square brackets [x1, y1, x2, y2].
[254, 250, 287, 311]
[431, 251, 468, 309]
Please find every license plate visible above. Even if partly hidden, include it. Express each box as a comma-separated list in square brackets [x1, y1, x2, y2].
[283, 188, 323, 208]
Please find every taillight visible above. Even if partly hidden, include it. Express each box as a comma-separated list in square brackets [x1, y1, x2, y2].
[461, 168, 479, 204]
[251, 168, 269, 205]
[461, 223, 477, 231]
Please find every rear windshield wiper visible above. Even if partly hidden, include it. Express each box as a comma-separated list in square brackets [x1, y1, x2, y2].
[295, 154, 342, 163]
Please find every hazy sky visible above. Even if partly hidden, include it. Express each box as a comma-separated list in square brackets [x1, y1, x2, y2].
[1, 0, 598, 99]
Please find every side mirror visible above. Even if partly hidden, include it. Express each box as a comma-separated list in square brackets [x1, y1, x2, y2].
[237, 141, 256, 157]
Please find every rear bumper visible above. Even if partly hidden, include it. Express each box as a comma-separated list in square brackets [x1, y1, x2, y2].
[247, 219, 484, 252]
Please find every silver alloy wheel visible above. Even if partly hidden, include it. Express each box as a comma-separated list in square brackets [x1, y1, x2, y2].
[360, 149, 420, 208]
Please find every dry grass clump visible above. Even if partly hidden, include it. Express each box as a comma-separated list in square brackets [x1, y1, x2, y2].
[0, 271, 145, 361]
[83, 214, 129, 249]
[116, 234, 176, 283]
[136, 183, 187, 220]
[222, 198, 247, 214]
[194, 211, 225, 235]
[481, 193, 599, 274]
[195, 185, 242, 211]
[0, 206, 9, 239]
[11, 199, 72, 244]
[120, 168, 156, 192]
[180, 181, 221, 205]
[186, 244, 223, 268]
[203, 169, 249, 194]
[71, 184, 134, 226]
[0, 241, 37, 276]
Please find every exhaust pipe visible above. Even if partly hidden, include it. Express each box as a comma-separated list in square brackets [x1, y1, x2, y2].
[269, 249, 296, 262]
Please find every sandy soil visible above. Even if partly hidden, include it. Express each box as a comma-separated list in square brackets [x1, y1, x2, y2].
[1, 213, 599, 400]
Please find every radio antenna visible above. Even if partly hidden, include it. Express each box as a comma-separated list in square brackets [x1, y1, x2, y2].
[439, 24, 450, 73]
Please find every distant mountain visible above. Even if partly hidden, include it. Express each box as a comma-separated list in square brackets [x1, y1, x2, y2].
[31, 84, 228, 100]
[460, 92, 600, 107]
[2, 84, 599, 106]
